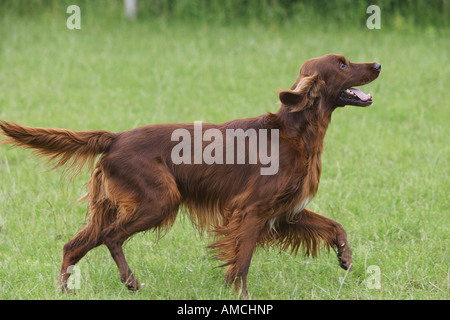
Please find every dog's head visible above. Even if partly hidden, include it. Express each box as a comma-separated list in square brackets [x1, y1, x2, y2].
[279, 54, 381, 112]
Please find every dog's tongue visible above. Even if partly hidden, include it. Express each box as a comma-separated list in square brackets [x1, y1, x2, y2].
[349, 88, 372, 101]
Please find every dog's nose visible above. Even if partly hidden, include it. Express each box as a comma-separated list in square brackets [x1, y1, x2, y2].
[373, 63, 381, 72]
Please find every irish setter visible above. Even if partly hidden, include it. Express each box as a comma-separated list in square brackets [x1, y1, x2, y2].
[0, 54, 380, 297]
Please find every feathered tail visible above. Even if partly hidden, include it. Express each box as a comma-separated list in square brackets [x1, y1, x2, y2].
[0, 121, 117, 175]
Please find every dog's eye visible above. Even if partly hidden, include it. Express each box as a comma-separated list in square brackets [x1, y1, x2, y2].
[340, 61, 347, 69]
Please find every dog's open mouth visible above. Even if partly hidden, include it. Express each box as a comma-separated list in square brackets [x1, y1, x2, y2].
[339, 87, 373, 107]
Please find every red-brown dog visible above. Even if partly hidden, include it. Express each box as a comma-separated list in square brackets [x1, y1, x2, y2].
[0, 54, 380, 297]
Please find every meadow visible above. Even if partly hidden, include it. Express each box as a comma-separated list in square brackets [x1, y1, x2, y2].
[0, 3, 448, 300]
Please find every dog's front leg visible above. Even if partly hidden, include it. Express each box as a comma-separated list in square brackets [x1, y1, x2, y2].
[288, 209, 353, 269]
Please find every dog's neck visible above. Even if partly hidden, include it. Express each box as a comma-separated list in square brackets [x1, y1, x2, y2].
[273, 101, 335, 200]
[275, 101, 334, 154]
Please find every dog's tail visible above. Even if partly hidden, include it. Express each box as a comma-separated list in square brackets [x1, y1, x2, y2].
[0, 121, 118, 175]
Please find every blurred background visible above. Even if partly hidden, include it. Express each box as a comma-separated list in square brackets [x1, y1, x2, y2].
[1, 0, 448, 27]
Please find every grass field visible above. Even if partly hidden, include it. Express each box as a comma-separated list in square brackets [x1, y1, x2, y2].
[0, 6, 448, 300]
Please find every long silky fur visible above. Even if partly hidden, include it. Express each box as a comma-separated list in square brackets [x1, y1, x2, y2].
[0, 54, 379, 295]
[0, 121, 117, 177]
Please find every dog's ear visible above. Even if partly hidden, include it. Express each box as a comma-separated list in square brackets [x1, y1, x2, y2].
[279, 74, 324, 112]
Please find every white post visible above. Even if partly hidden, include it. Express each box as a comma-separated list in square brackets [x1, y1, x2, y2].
[124, 0, 137, 19]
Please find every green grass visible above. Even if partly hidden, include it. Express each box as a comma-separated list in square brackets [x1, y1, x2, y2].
[0, 10, 448, 300]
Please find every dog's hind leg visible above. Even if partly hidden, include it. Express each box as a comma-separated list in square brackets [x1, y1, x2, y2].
[100, 167, 181, 291]
[101, 198, 180, 290]
[59, 169, 117, 291]
[59, 207, 117, 291]
[58, 219, 105, 292]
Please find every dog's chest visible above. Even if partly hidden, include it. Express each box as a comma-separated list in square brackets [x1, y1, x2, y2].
[266, 150, 323, 233]
[286, 195, 312, 222]
[287, 150, 322, 218]
[268, 130, 325, 230]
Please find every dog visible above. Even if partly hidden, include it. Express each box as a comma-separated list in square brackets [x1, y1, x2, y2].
[0, 54, 380, 297]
